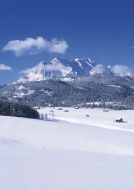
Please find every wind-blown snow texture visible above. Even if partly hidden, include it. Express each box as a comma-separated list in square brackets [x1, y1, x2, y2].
[0, 108, 134, 190]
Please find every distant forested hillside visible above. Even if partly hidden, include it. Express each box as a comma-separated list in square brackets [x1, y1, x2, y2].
[0, 75, 134, 109]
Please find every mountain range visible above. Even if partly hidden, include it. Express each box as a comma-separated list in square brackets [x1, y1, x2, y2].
[0, 58, 134, 109]
[18, 58, 134, 82]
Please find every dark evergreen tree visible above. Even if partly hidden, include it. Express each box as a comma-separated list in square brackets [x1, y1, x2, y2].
[0, 100, 39, 119]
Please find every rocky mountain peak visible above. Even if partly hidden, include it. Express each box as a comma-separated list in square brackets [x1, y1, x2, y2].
[17, 58, 134, 82]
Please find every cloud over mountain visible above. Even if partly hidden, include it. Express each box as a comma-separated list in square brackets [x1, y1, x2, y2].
[111, 65, 133, 76]
[18, 58, 134, 82]
[2, 37, 68, 56]
[90, 64, 109, 75]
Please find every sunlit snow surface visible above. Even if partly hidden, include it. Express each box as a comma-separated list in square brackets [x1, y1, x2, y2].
[0, 108, 134, 190]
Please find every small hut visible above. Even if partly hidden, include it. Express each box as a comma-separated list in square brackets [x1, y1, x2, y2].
[116, 118, 123, 122]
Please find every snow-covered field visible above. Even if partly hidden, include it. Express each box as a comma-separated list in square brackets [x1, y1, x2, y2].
[0, 107, 134, 190]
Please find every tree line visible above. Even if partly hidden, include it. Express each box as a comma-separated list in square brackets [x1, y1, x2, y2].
[0, 100, 39, 118]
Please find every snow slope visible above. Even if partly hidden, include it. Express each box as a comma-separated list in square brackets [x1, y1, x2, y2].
[0, 108, 134, 190]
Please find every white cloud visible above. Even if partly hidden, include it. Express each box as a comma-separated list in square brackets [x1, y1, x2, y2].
[111, 65, 132, 75]
[90, 64, 107, 74]
[47, 39, 68, 54]
[2, 37, 68, 56]
[20, 64, 70, 75]
[0, 64, 12, 71]
[44, 64, 69, 71]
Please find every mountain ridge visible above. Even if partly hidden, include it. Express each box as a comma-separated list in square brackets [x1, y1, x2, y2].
[18, 58, 134, 82]
[1, 58, 134, 109]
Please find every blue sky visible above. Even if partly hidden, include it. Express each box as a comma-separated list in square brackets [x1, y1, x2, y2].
[0, 0, 134, 83]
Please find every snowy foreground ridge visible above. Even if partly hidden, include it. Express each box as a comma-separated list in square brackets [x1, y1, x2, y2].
[0, 108, 134, 190]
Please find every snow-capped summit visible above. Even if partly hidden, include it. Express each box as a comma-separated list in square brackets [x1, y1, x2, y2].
[49, 57, 101, 76]
[27, 62, 46, 81]
[17, 58, 134, 82]
[50, 58, 63, 65]
[18, 58, 100, 82]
